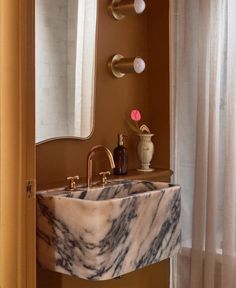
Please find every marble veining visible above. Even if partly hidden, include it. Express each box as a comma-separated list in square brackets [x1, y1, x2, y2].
[37, 180, 181, 280]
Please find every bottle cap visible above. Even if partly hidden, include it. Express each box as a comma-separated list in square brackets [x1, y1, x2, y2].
[118, 134, 124, 146]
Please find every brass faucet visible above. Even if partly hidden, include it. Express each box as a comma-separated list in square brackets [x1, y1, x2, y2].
[87, 145, 115, 187]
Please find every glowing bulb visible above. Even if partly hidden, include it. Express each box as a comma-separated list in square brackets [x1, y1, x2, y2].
[134, 57, 146, 74]
[134, 0, 146, 14]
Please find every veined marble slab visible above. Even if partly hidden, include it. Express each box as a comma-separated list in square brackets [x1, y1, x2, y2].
[37, 180, 181, 280]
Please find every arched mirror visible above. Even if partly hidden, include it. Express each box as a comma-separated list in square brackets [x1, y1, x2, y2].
[36, 0, 98, 143]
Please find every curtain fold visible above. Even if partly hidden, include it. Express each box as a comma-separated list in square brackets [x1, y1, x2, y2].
[74, 0, 97, 137]
[170, 0, 236, 287]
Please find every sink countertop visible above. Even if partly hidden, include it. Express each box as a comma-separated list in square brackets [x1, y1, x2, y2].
[37, 168, 173, 191]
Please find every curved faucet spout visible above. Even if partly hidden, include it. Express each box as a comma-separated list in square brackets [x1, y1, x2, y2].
[87, 145, 115, 187]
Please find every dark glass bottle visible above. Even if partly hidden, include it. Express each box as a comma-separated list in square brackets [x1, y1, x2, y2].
[113, 134, 128, 175]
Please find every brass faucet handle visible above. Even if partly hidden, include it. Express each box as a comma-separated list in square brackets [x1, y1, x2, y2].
[66, 176, 80, 190]
[99, 171, 111, 185]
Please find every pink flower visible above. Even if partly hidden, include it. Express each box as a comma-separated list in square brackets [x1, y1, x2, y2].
[129, 109, 151, 134]
[131, 109, 141, 122]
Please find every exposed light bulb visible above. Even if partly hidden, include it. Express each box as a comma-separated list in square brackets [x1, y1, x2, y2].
[133, 57, 146, 74]
[134, 0, 146, 14]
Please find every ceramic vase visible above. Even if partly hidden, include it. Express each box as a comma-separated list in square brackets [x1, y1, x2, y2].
[137, 133, 154, 172]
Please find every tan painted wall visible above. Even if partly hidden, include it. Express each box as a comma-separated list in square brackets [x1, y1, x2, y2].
[36, 0, 170, 287]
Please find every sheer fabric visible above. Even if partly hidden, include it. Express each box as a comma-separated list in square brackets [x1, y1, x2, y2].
[74, 0, 97, 137]
[170, 0, 236, 287]
[67, 0, 97, 137]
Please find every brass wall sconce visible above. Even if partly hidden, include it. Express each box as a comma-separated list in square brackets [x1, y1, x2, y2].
[108, 54, 146, 78]
[108, 0, 146, 20]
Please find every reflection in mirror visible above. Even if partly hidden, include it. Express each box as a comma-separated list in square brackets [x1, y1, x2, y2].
[36, 0, 97, 143]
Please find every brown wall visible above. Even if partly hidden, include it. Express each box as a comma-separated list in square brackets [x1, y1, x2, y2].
[37, 261, 169, 288]
[36, 0, 170, 188]
[37, 0, 149, 187]
[147, 0, 170, 168]
[36, 0, 170, 287]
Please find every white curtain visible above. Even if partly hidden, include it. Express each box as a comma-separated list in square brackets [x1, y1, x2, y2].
[67, 0, 97, 137]
[170, 0, 236, 287]
[74, 0, 97, 137]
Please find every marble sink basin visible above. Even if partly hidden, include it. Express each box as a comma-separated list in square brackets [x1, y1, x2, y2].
[37, 180, 181, 280]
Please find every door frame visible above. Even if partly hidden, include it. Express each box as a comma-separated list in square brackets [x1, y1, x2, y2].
[0, 0, 36, 287]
